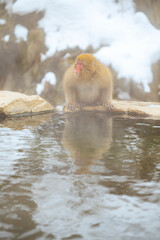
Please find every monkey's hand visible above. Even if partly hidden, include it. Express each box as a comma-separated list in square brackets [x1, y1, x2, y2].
[67, 103, 76, 112]
[77, 103, 86, 110]
[102, 103, 114, 111]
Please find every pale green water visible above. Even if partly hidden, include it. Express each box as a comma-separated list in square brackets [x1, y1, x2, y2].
[0, 112, 160, 240]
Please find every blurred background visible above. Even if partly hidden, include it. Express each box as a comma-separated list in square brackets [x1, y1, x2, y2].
[0, 0, 160, 106]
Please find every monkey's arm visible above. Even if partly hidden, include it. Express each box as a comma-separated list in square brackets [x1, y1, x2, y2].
[63, 65, 77, 111]
[65, 86, 76, 109]
[95, 65, 113, 109]
[99, 81, 113, 110]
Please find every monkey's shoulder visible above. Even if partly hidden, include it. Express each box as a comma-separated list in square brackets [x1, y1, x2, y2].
[96, 64, 112, 81]
[63, 64, 75, 82]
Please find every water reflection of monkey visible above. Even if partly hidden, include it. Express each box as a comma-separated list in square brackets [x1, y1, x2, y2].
[62, 113, 112, 174]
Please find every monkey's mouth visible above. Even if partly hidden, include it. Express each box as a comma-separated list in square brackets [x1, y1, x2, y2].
[74, 64, 83, 74]
[74, 70, 81, 75]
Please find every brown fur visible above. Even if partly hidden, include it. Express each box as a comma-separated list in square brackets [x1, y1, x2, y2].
[63, 53, 113, 111]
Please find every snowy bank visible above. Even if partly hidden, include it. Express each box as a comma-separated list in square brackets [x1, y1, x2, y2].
[64, 100, 160, 119]
[10, 0, 160, 93]
[36, 72, 56, 95]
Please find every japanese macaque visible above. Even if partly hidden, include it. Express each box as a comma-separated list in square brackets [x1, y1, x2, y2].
[63, 53, 113, 111]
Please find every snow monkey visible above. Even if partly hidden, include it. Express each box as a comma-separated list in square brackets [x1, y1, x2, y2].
[63, 53, 113, 111]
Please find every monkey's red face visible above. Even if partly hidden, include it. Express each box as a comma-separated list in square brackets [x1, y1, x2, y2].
[74, 60, 84, 74]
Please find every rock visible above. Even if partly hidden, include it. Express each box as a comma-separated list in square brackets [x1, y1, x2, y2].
[64, 100, 160, 119]
[0, 91, 54, 117]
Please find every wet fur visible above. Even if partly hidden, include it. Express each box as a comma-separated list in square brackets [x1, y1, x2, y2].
[63, 53, 113, 110]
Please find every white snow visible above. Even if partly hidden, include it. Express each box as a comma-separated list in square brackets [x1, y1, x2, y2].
[0, 18, 6, 25]
[40, 53, 47, 62]
[118, 92, 131, 100]
[3, 34, 10, 42]
[55, 105, 64, 112]
[36, 72, 56, 95]
[14, 24, 28, 42]
[63, 53, 71, 59]
[8, 0, 160, 92]
[149, 105, 160, 108]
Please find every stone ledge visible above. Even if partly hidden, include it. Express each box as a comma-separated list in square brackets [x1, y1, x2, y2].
[0, 91, 54, 117]
[64, 100, 160, 119]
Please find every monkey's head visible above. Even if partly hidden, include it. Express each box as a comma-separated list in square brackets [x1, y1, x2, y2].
[74, 53, 97, 76]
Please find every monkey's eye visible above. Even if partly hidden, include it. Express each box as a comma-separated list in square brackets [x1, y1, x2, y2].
[78, 61, 83, 66]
